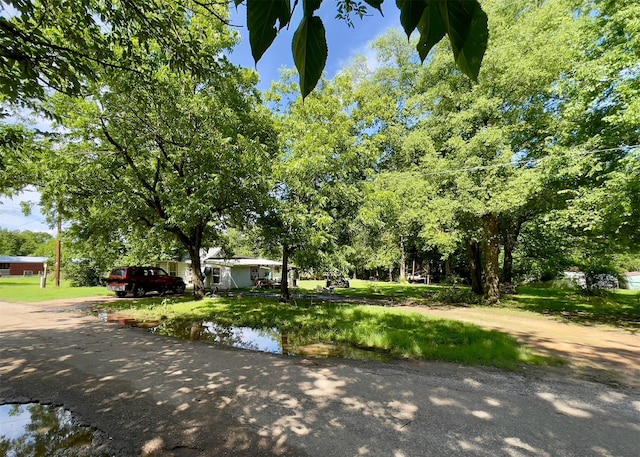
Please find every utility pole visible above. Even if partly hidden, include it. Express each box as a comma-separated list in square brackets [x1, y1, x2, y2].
[55, 216, 61, 287]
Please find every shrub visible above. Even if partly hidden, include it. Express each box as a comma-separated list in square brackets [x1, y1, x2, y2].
[63, 259, 105, 287]
[427, 286, 483, 305]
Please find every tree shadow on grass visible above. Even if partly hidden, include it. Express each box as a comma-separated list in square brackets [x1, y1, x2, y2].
[509, 287, 640, 328]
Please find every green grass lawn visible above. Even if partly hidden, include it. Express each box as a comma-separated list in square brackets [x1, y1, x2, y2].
[296, 279, 441, 299]
[2, 275, 637, 327]
[0, 276, 109, 302]
[99, 295, 554, 369]
[502, 286, 640, 327]
[294, 280, 639, 327]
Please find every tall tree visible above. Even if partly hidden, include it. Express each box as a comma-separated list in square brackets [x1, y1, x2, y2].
[0, 228, 53, 256]
[352, 0, 587, 302]
[0, 123, 42, 196]
[552, 0, 640, 252]
[263, 73, 373, 299]
[39, 17, 278, 298]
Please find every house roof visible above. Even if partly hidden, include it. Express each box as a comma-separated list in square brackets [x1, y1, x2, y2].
[203, 256, 282, 268]
[0, 256, 48, 263]
[624, 272, 640, 277]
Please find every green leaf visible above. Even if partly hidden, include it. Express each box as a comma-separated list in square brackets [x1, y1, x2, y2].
[364, 0, 384, 13]
[396, 0, 427, 38]
[292, 16, 327, 98]
[303, 0, 323, 16]
[247, 0, 292, 63]
[416, 2, 446, 62]
[437, 0, 488, 81]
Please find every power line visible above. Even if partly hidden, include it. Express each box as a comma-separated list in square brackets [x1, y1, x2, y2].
[3, 218, 50, 231]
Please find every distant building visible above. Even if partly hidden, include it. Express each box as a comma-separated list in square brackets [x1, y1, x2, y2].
[0, 256, 48, 276]
[623, 272, 640, 290]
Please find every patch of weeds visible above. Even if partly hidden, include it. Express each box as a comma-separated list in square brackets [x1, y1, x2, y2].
[425, 286, 483, 305]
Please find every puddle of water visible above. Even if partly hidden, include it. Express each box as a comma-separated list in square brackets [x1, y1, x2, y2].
[100, 314, 388, 362]
[0, 403, 94, 457]
[98, 312, 159, 328]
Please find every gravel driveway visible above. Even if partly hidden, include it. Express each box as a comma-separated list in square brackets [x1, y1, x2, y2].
[1, 298, 639, 456]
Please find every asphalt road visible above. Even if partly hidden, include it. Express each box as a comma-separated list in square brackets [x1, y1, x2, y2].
[1, 299, 639, 456]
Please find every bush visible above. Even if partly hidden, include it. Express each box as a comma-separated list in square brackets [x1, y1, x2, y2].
[63, 259, 106, 287]
[427, 286, 483, 305]
[441, 274, 465, 286]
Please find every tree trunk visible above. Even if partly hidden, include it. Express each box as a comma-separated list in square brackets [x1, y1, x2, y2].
[188, 245, 205, 300]
[280, 245, 290, 301]
[444, 258, 451, 278]
[465, 240, 483, 295]
[482, 213, 500, 304]
[500, 220, 522, 285]
[399, 237, 406, 280]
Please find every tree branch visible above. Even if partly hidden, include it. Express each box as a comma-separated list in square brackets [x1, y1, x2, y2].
[99, 117, 155, 195]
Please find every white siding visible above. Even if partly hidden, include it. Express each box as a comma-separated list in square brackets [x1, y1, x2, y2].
[153, 261, 191, 284]
[626, 274, 640, 290]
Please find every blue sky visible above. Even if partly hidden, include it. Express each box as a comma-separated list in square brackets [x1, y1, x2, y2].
[228, 2, 399, 90]
[0, 4, 401, 235]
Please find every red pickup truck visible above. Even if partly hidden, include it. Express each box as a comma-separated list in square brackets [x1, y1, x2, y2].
[107, 266, 186, 298]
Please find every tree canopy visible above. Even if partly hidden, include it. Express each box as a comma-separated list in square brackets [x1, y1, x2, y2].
[3, 0, 639, 302]
[1, 0, 488, 106]
[1, 0, 236, 108]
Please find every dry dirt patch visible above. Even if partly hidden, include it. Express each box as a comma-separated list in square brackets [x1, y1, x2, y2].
[403, 305, 640, 388]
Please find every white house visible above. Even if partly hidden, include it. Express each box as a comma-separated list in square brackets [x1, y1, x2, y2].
[153, 250, 286, 291]
[202, 253, 283, 290]
[151, 260, 192, 283]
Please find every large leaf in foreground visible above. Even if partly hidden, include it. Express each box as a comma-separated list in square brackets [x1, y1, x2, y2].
[292, 16, 328, 98]
[247, 0, 291, 63]
[437, 0, 488, 80]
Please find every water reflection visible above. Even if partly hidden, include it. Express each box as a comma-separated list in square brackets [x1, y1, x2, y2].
[0, 403, 96, 457]
[98, 312, 159, 328]
[100, 315, 389, 362]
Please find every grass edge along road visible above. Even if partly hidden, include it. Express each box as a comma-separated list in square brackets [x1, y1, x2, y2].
[100, 295, 555, 370]
[3, 276, 638, 369]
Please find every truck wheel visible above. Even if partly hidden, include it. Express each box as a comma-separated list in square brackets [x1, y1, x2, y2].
[174, 283, 186, 295]
[133, 284, 145, 298]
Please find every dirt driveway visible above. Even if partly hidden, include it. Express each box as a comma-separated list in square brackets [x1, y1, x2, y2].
[1, 298, 639, 457]
[402, 305, 640, 389]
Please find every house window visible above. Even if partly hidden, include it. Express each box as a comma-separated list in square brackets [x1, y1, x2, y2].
[168, 262, 178, 277]
[212, 267, 221, 284]
[250, 267, 259, 281]
[0, 263, 9, 269]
